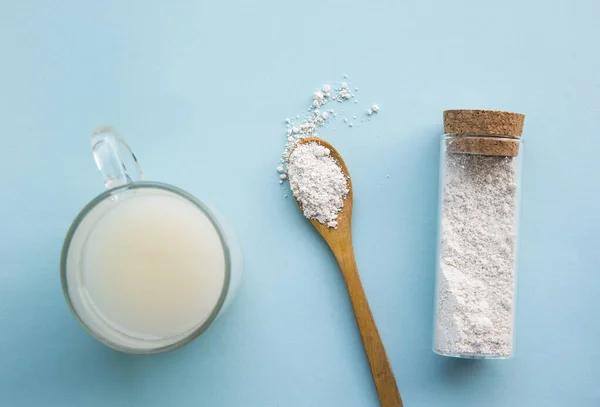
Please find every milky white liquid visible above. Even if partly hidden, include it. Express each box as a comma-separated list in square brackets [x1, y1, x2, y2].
[70, 188, 226, 344]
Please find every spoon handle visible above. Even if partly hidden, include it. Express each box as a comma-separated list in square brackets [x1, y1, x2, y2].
[332, 245, 403, 407]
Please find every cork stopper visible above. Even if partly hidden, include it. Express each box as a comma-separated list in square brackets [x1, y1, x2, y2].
[444, 110, 525, 137]
[443, 110, 525, 157]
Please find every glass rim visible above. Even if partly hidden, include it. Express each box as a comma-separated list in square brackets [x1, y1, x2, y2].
[60, 181, 232, 354]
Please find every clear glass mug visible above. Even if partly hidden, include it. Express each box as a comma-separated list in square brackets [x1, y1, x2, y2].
[61, 127, 242, 354]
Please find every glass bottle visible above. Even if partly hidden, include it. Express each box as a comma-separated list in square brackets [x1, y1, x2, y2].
[433, 110, 525, 359]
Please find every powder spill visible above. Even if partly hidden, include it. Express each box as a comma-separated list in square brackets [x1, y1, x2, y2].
[279, 83, 348, 166]
[287, 143, 348, 228]
[278, 76, 378, 175]
[435, 153, 517, 358]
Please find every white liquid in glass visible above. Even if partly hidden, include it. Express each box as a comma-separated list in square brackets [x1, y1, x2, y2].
[79, 190, 226, 340]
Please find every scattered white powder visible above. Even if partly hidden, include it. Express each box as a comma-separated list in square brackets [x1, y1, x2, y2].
[279, 77, 378, 173]
[336, 83, 353, 102]
[435, 153, 517, 358]
[287, 142, 349, 228]
[279, 83, 350, 166]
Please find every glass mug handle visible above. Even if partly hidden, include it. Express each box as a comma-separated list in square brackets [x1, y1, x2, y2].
[91, 126, 145, 189]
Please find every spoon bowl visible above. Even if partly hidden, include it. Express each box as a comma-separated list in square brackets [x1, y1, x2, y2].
[292, 138, 354, 243]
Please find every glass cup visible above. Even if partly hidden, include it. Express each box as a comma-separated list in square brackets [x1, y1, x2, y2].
[61, 127, 242, 354]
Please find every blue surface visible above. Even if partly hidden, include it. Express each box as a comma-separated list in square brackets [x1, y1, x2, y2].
[1, 1, 599, 406]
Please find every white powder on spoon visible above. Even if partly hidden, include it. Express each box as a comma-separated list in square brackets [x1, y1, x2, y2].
[287, 142, 348, 229]
[278, 75, 380, 226]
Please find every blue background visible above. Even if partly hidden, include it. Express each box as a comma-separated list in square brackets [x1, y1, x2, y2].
[1, 1, 599, 406]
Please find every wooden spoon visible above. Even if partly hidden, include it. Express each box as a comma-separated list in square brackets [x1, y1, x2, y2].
[290, 138, 403, 407]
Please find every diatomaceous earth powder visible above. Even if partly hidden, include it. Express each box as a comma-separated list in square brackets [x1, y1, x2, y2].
[435, 153, 517, 358]
[287, 142, 349, 228]
[279, 82, 355, 169]
[277, 76, 380, 183]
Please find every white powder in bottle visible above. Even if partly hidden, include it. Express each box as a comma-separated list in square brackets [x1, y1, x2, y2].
[287, 142, 348, 228]
[435, 153, 517, 358]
